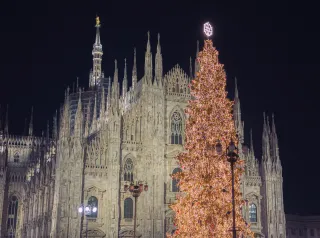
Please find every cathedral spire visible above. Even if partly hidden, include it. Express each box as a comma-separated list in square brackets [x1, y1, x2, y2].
[250, 128, 255, 156]
[155, 33, 163, 85]
[262, 112, 271, 163]
[113, 60, 119, 99]
[107, 76, 111, 110]
[76, 77, 79, 92]
[61, 88, 70, 138]
[189, 57, 193, 80]
[271, 113, 281, 166]
[85, 98, 91, 137]
[194, 40, 200, 74]
[122, 58, 128, 97]
[132, 48, 137, 89]
[28, 107, 33, 137]
[74, 90, 83, 136]
[90, 16, 103, 87]
[4, 105, 8, 135]
[114, 59, 118, 84]
[112, 60, 120, 110]
[235, 77, 239, 98]
[100, 85, 106, 120]
[147, 31, 151, 52]
[271, 114, 278, 148]
[91, 93, 97, 132]
[144, 31, 153, 84]
[46, 120, 50, 141]
[53, 110, 58, 139]
[234, 78, 244, 143]
[0, 105, 3, 136]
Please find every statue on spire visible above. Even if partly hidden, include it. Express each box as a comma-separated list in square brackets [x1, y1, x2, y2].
[96, 16, 100, 26]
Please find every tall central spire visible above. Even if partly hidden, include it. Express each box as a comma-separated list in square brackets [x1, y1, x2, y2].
[90, 16, 103, 87]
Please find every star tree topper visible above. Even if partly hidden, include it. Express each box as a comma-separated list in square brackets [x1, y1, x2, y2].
[204, 22, 213, 37]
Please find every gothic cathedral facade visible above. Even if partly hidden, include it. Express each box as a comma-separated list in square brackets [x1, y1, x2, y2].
[0, 19, 286, 238]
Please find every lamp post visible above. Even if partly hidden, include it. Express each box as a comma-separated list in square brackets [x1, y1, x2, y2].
[225, 140, 239, 238]
[78, 204, 97, 238]
[124, 181, 148, 238]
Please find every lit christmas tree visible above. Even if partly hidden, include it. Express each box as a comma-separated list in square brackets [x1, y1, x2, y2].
[170, 23, 253, 238]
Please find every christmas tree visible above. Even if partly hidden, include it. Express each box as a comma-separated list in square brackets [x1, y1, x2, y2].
[170, 24, 253, 238]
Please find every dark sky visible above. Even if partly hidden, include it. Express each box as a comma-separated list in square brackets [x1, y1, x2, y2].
[0, 0, 319, 214]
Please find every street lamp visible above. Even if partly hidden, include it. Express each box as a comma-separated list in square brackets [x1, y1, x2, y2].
[225, 140, 239, 238]
[78, 204, 97, 238]
[124, 181, 148, 238]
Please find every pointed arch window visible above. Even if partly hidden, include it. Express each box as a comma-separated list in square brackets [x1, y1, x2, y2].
[124, 158, 134, 182]
[249, 203, 257, 223]
[171, 111, 183, 144]
[124, 198, 133, 219]
[172, 168, 182, 192]
[7, 196, 19, 236]
[87, 196, 98, 218]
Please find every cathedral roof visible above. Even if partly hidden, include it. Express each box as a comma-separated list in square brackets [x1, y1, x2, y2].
[68, 77, 110, 132]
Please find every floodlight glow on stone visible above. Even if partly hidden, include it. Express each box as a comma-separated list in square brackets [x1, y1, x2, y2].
[78, 207, 83, 213]
[204, 22, 213, 37]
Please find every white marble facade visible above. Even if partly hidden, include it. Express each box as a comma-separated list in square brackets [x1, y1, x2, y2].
[0, 21, 286, 237]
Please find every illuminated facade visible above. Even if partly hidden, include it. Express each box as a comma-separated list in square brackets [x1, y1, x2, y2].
[0, 19, 286, 237]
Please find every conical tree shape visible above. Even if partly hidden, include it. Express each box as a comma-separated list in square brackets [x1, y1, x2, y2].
[170, 40, 253, 238]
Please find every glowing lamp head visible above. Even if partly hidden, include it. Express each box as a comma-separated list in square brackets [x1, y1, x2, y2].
[92, 207, 97, 213]
[144, 184, 149, 192]
[204, 22, 213, 37]
[139, 182, 144, 192]
[85, 206, 90, 212]
[78, 206, 83, 213]
[129, 183, 135, 192]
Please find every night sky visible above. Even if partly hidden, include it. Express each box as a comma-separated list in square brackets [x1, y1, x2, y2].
[0, 0, 319, 214]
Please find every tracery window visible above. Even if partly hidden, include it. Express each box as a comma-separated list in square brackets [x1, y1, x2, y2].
[124, 158, 134, 182]
[249, 203, 257, 223]
[170, 111, 183, 144]
[87, 196, 98, 218]
[172, 168, 182, 192]
[7, 196, 19, 237]
[124, 198, 133, 219]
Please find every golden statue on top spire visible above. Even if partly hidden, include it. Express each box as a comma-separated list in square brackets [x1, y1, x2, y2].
[96, 16, 100, 26]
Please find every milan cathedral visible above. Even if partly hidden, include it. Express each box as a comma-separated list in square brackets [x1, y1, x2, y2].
[0, 18, 286, 237]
